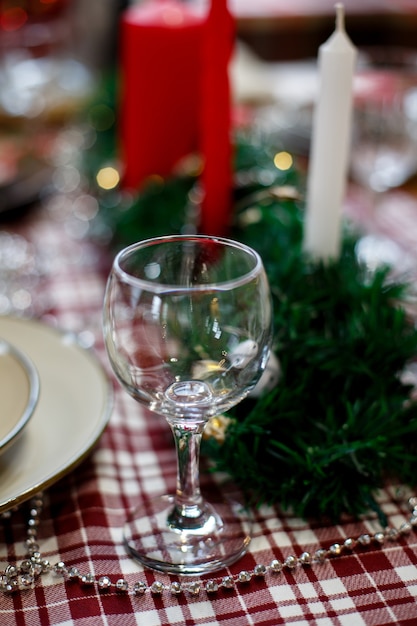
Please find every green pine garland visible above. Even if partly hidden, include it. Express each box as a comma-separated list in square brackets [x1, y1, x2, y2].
[214, 203, 417, 522]
[86, 82, 417, 522]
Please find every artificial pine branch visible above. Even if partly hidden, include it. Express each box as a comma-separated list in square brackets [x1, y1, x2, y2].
[85, 86, 417, 520]
[206, 201, 417, 520]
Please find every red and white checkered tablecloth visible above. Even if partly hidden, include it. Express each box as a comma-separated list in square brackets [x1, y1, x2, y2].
[1, 201, 417, 626]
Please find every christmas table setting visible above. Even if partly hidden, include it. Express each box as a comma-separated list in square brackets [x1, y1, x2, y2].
[0, 2, 417, 625]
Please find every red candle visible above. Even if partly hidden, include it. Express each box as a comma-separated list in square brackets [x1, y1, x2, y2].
[119, 0, 204, 191]
[199, 0, 234, 237]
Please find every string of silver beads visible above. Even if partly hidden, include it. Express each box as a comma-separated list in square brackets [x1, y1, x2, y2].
[1, 493, 416, 597]
[0, 494, 51, 593]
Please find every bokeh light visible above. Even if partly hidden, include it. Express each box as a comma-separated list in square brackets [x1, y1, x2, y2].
[96, 166, 120, 190]
[273, 151, 293, 171]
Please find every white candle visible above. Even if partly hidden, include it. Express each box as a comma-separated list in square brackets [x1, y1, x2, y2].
[303, 4, 357, 261]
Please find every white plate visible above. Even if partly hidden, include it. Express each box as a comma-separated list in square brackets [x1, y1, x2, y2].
[0, 317, 112, 513]
[0, 337, 39, 455]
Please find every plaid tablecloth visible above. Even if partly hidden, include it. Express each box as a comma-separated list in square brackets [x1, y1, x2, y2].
[1, 199, 417, 626]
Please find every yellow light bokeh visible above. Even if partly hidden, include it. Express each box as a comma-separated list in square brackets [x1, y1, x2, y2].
[273, 151, 293, 171]
[96, 167, 120, 190]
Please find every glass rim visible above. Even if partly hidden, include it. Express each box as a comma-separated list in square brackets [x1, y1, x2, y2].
[112, 234, 264, 292]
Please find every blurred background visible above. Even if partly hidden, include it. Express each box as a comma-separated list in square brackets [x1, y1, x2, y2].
[234, 0, 417, 61]
[2, 0, 417, 320]
[1, 0, 417, 213]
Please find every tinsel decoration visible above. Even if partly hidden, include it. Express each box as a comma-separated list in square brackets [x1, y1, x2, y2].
[86, 83, 417, 522]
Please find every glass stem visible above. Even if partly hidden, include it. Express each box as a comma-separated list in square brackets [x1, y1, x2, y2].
[167, 421, 208, 530]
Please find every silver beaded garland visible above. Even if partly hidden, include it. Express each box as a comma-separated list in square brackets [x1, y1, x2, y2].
[358, 534, 371, 546]
[188, 582, 201, 596]
[150, 581, 165, 594]
[170, 581, 182, 595]
[344, 537, 356, 550]
[81, 573, 95, 586]
[284, 555, 298, 569]
[299, 552, 312, 566]
[67, 567, 80, 580]
[329, 543, 342, 556]
[205, 579, 219, 593]
[237, 570, 252, 583]
[0, 491, 416, 597]
[270, 559, 283, 573]
[221, 575, 235, 588]
[133, 581, 147, 595]
[116, 578, 129, 592]
[98, 576, 112, 590]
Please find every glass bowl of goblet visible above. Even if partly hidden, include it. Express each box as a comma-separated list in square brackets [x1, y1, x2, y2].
[103, 234, 273, 575]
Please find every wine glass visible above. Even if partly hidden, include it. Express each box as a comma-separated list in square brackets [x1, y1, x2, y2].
[103, 235, 273, 575]
[350, 49, 417, 273]
[350, 48, 417, 196]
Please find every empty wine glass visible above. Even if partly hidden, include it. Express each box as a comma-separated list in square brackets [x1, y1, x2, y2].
[103, 235, 273, 575]
[350, 48, 417, 195]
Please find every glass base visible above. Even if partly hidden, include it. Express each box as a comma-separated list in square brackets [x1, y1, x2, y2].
[123, 493, 252, 576]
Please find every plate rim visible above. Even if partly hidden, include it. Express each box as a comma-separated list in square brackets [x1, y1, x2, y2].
[0, 336, 40, 455]
[0, 316, 113, 513]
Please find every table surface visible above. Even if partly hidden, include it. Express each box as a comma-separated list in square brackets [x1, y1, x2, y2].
[0, 187, 417, 626]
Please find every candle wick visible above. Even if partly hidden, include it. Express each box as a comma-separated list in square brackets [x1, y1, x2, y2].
[335, 3, 345, 32]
